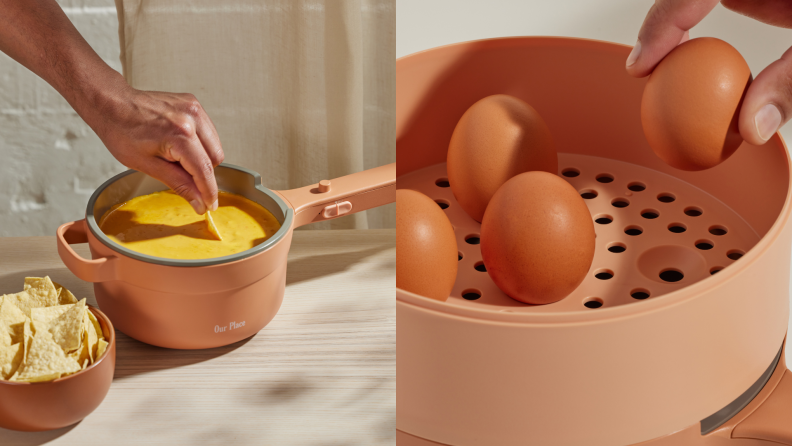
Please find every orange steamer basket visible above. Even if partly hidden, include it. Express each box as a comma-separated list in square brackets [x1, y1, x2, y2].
[396, 37, 792, 445]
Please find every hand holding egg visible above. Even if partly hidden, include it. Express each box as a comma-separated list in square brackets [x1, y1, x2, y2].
[629, 0, 792, 167]
[640, 37, 751, 171]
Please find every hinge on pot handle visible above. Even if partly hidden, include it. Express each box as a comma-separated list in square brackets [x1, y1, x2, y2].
[275, 163, 396, 228]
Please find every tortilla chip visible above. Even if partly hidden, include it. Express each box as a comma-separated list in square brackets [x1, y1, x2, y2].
[73, 317, 89, 362]
[205, 211, 223, 241]
[0, 297, 26, 347]
[8, 317, 28, 346]
[23, 277, 59, 307]
[87, 310, 104, 340]
[31, 304, 71, 333]
[47, 299, 85, 353]
[14, 330, 80, 382]
[16, 372, 62, 383]
[0, 296, 25, 326]
[81, 358, 89, 370]
[96, 338, 109, 361]
[83, 312, 98, 362]
[5, 291, 42, 318]
[0, 343, 23, 379]
[20, 319, 32, 363]
[77, 339, 89, 365]
[69, 327, 83, 357]
[52, 281, 78, 305]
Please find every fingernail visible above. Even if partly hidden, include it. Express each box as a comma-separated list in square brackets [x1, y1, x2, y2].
[755, 104, 782, 142]
[210, 200, 218, 211]
[626, 40, 641, 68]
[190, 199, 206, 214]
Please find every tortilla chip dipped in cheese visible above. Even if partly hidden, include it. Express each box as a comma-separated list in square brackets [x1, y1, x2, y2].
[205, 210, 223, 241]
[0, 277, 108, 383]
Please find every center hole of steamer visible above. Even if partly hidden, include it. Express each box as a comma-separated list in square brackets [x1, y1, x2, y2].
[659, 269, 684, 283]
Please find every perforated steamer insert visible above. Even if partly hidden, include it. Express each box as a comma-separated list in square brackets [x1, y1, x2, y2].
[398, 154, 758, 311]
[396, 36, 792, 446]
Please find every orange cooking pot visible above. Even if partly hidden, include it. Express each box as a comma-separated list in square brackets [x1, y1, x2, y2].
[56, 163, 394, 350]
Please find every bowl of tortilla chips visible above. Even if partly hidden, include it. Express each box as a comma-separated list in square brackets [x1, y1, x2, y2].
[0, 276, 115, 431]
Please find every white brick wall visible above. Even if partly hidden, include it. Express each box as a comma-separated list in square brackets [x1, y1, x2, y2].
[0, 0, 124, 237]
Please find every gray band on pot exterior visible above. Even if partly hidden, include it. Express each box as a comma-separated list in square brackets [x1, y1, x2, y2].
[85, 163, 294, 267]
[699, 342, 784, 435]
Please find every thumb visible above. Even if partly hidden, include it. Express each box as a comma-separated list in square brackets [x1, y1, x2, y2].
[144, 157, 207, 214]
[626, 0, 719, 77]
[739, 46, 792, 145]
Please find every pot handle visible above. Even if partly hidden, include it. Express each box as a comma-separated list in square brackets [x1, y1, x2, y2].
[275, 163, 396, 228]
[731, 368, 792, 444]
[56, 219, 118, 283]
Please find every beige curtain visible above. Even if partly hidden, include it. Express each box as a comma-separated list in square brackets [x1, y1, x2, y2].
[114, 0, 395, 230]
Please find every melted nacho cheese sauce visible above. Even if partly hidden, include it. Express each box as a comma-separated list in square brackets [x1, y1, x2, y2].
[98, 190, 282, 260]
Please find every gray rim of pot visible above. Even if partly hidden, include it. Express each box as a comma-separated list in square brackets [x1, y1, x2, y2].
[84, 163, 294, 267]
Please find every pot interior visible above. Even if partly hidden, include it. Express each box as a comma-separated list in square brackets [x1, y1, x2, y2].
[396, 37, 791, 312]
[85, 163, 293, 267]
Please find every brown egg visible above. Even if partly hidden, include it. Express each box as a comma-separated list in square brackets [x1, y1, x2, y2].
[396, 189, 458, 302]
[447, 94, 557, 222]
[480, 172, 595, 305]
[641, 37, 751, 171]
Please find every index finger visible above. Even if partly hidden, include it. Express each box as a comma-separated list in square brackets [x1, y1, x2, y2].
[167, 137, 219, 213]
[626, 0, 720, 78]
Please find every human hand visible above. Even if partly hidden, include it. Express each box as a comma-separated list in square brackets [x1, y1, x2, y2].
[89, 86, 224, 214]
[626, 0, 792, 145]
[0, 0, 223, 214]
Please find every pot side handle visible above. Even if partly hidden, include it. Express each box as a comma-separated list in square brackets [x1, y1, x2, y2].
[56, 219, 118, 283]
[732, 368, 792, 444]
[275, 163, 395, 228]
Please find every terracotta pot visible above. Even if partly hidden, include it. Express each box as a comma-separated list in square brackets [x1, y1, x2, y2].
[0, 306, 116, 432]
[396, 37, 792, 445]
[57, 163, 395, 350]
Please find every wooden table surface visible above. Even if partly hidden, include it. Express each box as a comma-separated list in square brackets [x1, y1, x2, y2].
[0, 229, 395, 446]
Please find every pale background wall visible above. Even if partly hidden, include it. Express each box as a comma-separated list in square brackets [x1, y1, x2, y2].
[396, 0, 792, 368]
[0, 0, 124, 237]
[0, 0, 395, 237]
